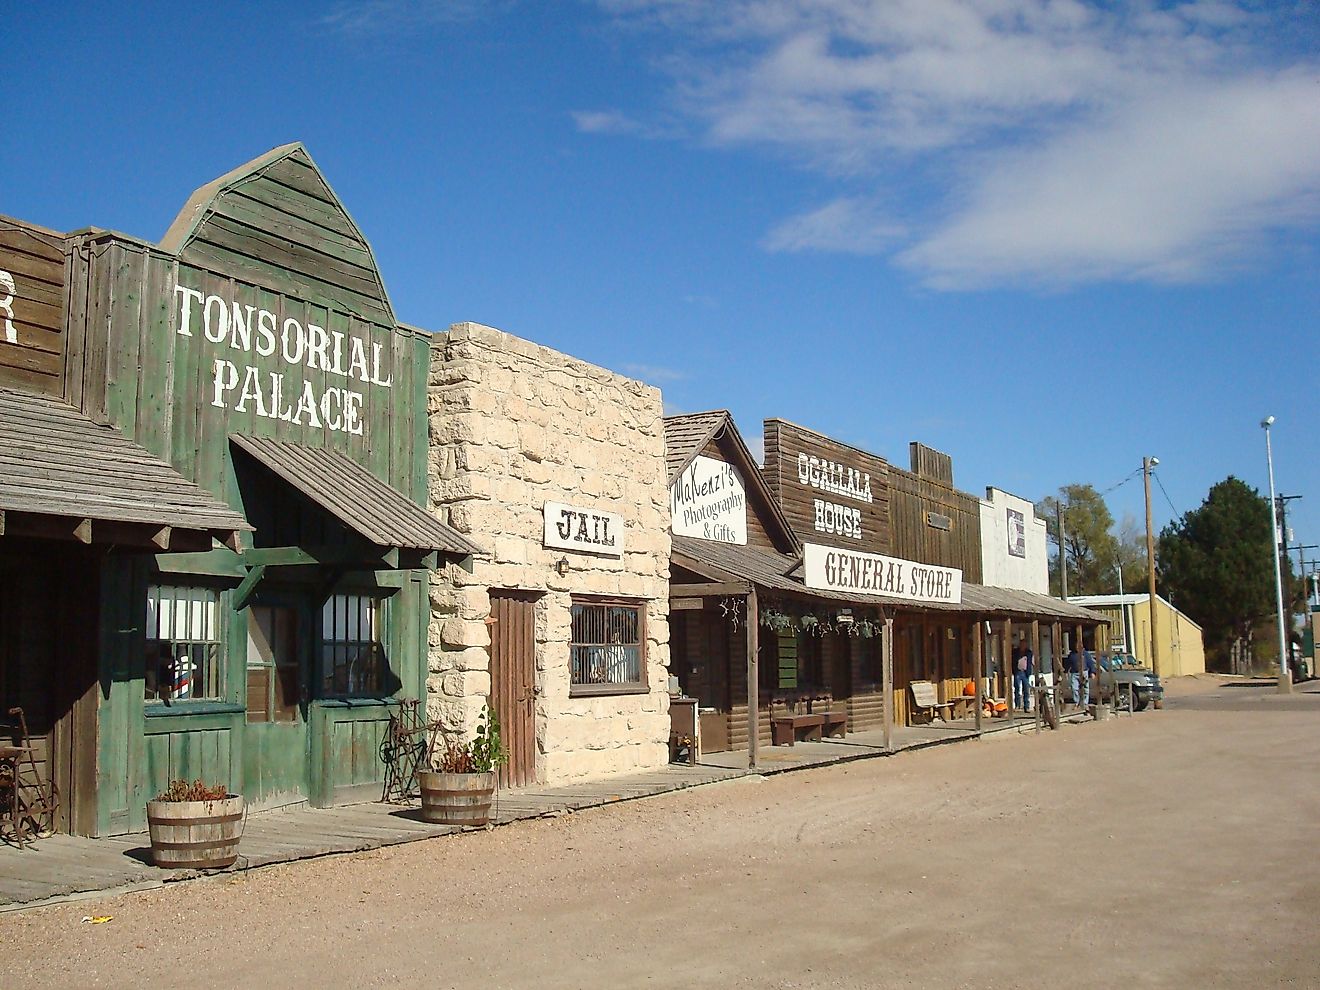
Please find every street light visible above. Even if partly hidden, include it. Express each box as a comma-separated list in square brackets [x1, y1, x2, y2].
[1261, 415, 1292, 694]
[1143, 456, 1161, 678]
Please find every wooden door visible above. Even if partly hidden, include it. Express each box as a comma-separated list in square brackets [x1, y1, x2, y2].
[0, 540, 98, 835]
[488, 591, 538, 788]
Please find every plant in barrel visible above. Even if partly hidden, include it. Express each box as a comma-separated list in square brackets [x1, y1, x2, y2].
[146, 779, 245, 870]
[419, 704, 508, 826]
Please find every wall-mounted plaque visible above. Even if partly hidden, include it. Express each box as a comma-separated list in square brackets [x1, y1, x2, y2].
[543, 501, 625, 557]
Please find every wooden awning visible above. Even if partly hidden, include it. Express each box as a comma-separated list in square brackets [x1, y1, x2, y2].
[671, 536, 1107, 623]
[0, 387, 251, 549]
[230, 434, 477, 557]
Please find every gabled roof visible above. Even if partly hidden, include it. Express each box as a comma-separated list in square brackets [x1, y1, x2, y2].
[664, 411, 729, 481]
[159, 142, 395, 324]
[0, 387, 251, 539]
[230, 435, 476, 556]
[664, 410, 800, 556]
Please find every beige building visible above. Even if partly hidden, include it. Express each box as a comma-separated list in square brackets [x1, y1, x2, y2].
[427, 323, 672, 786]
[1069, 594, 1206, 678]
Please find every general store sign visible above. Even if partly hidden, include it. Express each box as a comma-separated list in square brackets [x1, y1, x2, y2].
[543, 501, 625, 557]
[670, 455, 747, 545]
[803, 542, 962, 604]
[174, 281, 393, 437]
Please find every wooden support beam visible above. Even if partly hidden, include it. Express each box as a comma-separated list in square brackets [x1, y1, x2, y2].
[1032, 618, 1043, 733]
[151, 525, 172, 551]
[746, 587, 759, 771]
[672, 580, 753, 597]
[239, 545, 396, 568]
[973, 617, 984, 733]
[0, 508, 5, 537]
[154, 549, 246, 578]
[223, 530, 243, 552]
[882, 615, 895, 752]
[232, 564, 268, 612]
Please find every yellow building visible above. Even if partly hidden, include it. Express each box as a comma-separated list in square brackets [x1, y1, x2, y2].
[1069, 594, 1206, 678]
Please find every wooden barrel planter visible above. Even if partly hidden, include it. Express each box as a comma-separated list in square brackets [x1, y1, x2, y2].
[419, 771, 496, 826]
[146, 795, 245, 869]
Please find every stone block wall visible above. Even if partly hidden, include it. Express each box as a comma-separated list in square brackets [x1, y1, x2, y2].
[427, 322, 671, 784]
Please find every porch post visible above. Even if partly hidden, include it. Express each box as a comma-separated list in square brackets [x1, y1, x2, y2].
[973, 617, 984, 733]
[1032, 618, 1042, 733]
[746, 587, 759, 771]
[1003, 617, 1013, 717]
[1074, 622, 1083, 709]
[882, 613, 895, 753]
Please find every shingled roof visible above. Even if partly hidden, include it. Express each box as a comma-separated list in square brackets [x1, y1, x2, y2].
[0, 387, 251, 539]
[663, 410, 730, 482]
[230, 435, 477, 556]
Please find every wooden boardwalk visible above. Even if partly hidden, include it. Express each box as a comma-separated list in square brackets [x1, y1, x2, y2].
[0, 763, 743, 912]
[0, 711, 1096, 913]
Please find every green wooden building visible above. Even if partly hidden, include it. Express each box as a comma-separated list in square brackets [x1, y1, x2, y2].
[0, 145, 473, 836]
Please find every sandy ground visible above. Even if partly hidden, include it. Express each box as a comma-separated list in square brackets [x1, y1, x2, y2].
[3, 674, 1317, 990]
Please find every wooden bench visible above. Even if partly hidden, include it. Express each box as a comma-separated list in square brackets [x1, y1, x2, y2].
[820, 708, 847, 739]
[908, 680, 956, 724]
[770, 704, 825, 747]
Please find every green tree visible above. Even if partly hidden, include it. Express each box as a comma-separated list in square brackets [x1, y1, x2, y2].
[1035, 484, 1120, 596]
[1157, 476, 1294, 672]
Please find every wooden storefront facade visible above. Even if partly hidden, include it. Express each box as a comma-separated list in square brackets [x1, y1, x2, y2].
[0, 145, 473, 836]
[668, 412, 1107, 753]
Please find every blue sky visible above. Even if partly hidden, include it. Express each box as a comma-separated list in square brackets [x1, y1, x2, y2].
[5, 1, 1318, 582]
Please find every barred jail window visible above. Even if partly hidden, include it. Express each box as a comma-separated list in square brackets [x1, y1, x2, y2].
[145, 585, 224, 703]
[320, 595, 386, 697]
[569, 599, 645, 695]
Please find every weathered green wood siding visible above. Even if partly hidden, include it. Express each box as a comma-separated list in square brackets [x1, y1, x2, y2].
[64, 146, 436, 829]
[70, 240, 427, 507]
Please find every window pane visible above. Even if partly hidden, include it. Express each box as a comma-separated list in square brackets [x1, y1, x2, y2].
[145, 585, 223, 703]
[570, 601, 644, 689]
[320, 595, 385, 697]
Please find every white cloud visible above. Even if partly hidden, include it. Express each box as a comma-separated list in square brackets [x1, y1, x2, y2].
[572, 110, 645, 135]
[901, 69, 1320, 287]
[624, 362, 687, 383]
[763, 197, 906, 253]
[598, 0, 1320, 288]
[321, 0, 506, 35]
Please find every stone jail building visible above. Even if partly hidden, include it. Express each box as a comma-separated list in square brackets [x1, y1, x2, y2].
[427, 323, 672, 786]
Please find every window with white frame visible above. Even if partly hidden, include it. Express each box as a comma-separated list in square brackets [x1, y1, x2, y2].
[145, 585, 224, 703]
[320, 595, 385, 696]
[570, 599, 645, 694]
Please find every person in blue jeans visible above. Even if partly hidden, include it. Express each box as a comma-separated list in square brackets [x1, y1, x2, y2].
[1066, 646, 1083, 708]
[1081, 650, 1096, 707]
[1012, 644, 1032, 712]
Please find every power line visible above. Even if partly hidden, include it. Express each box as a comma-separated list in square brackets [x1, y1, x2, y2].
[1153, 472, 1180, 520]
[1099, 467, 1143, 499]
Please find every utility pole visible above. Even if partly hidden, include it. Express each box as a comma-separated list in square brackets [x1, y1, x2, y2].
[1276, 494, 1303, 684]
[1143, 456, 1161, 678]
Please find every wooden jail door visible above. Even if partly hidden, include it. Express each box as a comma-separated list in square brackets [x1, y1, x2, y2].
[488, 591, 538, 788]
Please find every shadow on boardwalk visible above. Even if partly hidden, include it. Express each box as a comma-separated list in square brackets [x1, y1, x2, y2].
[0, 706, 1090, 914]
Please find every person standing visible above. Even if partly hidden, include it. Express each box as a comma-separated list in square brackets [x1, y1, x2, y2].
[1066, 645, 1083, 709]
[1013, 644, 1034, 712]
[1081, 649, 1096, 708]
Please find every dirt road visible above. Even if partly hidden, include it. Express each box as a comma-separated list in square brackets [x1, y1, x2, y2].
[4, 676, 1317, 989]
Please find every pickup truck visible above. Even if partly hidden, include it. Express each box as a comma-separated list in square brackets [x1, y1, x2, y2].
[1060, 652, 1163, 711]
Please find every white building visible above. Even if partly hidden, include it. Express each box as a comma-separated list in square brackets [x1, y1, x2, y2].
[979, 487, 1049, 595]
